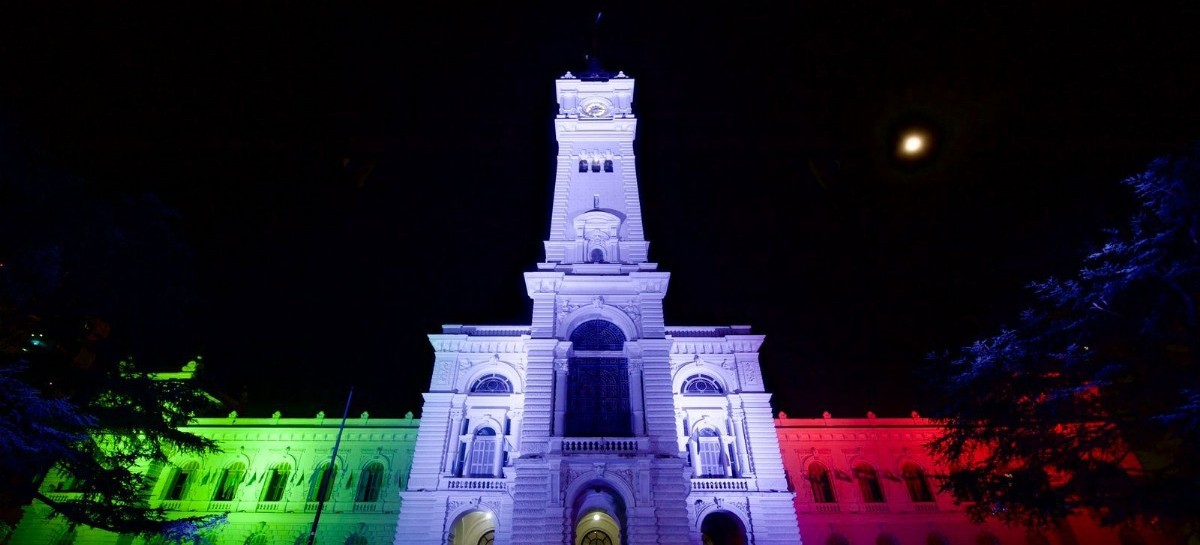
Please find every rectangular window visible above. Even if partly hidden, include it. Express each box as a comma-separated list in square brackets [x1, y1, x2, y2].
[262, 468, 289, 502]
[165, 469, 190, 500]
[468, 438, 497, 477]
[698, 439, 723, 477]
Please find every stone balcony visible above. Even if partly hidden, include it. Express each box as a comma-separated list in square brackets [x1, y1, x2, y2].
[689, 477, 752, 491]
[551, 437, 649, 454]
[441, 477, 513, 492]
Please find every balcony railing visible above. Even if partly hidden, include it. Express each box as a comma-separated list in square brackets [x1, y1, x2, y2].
[862, 503, 889, 513]
[813, 503, 840, 513]
[443, 477, 511, 491]
[913, 502, 938, 513]
[690, 478, 750, 491]
[553, 437, 648, 454]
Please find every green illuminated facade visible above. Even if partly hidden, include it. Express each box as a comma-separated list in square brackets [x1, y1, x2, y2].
[9, 408, 419, 545]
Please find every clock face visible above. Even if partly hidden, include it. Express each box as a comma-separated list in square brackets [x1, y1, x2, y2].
[581, 100, 610, 118]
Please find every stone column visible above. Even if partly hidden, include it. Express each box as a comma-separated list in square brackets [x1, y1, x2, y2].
[444, 407, 464, 476]
[628, 358, 645, 436]
[688, 439, 703, 477]
[553, 358, 568, 437]
[730, 408, 751, 478]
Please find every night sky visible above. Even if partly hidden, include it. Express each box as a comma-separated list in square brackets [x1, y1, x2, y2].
[2, 3, 1198, 419]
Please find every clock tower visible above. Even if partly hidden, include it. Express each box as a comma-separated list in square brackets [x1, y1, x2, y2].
[395, 60, 800, 545]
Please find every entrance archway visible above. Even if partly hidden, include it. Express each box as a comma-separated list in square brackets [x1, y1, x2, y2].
[447, 510, 495, 545]
[571, 485, 625, 545]
[700, 511, 747, 545]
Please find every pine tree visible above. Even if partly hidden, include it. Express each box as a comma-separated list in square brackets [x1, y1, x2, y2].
[0, 122, 223, 541]
[930, 145, 1200, 540]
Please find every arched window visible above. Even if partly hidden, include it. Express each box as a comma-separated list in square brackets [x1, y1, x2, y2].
[307, 462, 337, 502]
[467, 428, 501, 478]
[261, 462, 291, 502]
[244, 534, 268, 545]
[854, 462, 884, 503]
[471, 373, 513, 394]
[603, 159, 613, 172]
[589, 248, 605, 263]
[682, 374, 724, 395]
[902, 462, 934, 502]
[163, 461, 199, 500]
[807, 462, 836, 503]
[356, 461, 386, 502]
[580, 530, 612, 545]
[477, 531, 495, 545]
[579, 160, 588, 173]
[567, 321, 631, 437]
[213, 461, 247, 501]
[570, 320, 626, 351]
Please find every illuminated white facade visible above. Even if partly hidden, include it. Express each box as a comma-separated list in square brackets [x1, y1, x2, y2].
[393, 64, 801, 545]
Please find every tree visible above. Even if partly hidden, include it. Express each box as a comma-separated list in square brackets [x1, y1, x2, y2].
[929, 145, 1200, 540]
[0, 122, 223, 541]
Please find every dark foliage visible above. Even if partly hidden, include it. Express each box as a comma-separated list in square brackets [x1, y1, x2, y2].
[929, 145, 1200, 539]
[0, 123, 222, 540]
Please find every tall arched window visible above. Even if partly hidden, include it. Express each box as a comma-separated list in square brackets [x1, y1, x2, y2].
[261, 462, 291, 502]
[854, 462, 885, 503]
[356, 461, 386, 502]
[307, 462, 337, 502]
[471, 373, 513, 394]
[213, 461, 246, 501]
[902, 462, 934, 503]
[162, 461, 199, 500]
[807, 462, 836, 503]
[681, 374, 724, 395]
[567, 320, 631, 437]
[467, 428, 501, 477]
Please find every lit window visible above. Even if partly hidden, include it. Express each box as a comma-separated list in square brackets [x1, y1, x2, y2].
[213, 462, 247, 501]
[471, 373, 513, 394]
[807, 462, 836, 503]
[855, 462, 885, 503]
[581, 530, 612, 545]
[682, 374, 724, 395]
[356, 462, 385, 502]
[261, 463, 291, 502]
[902, 462, 934, 503]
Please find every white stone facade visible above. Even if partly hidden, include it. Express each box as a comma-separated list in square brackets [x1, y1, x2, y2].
[393, 67, 801, 545]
